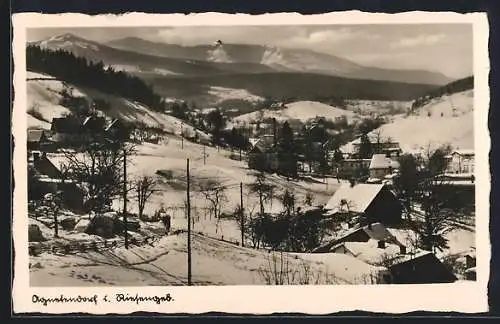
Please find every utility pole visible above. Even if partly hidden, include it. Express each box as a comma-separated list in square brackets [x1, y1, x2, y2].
[203, 145, 206, 165]
[240, 182, 244, 247]
[181, 123, 184, 149]
[186, 158, 192, 285]
[123, 148, 129, 249]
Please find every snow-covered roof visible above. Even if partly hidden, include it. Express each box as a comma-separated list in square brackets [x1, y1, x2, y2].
[338, 239, 402, 266]
[104, 119, 120, 132]
[324, 183, 385, 213]
[386, 228, 418, 250]
[289, 252, 386, 283]
[369, 154, 400, 170]
[451, 149, 475, 156]
[249, 134, 275, 152]
[388, 250, 433, 265]
[464, 267, 476, 274]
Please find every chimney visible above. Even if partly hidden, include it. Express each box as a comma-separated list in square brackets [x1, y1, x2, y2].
[377, 240, 386, 249]
[400, 245, 407, 255]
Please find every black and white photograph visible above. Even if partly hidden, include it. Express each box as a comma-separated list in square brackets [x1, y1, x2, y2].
[12, 12, 490, 314]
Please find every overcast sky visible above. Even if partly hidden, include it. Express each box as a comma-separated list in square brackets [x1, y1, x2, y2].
[27, 24, 473, 79]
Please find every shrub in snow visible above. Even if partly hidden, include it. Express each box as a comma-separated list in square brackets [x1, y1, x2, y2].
[31, 262, 44, 269]
[84, 215, 123, 239]
[29, 244, 42, 256]
[28, 224, 47, 242]
[78, 243, 87, 253]
[60, 217, 77, 231]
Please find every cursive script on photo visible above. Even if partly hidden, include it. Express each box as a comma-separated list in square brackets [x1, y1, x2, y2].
[32, 293, 175, 306]
[115, 293, 175, 305]
[32, 294, 99, 307]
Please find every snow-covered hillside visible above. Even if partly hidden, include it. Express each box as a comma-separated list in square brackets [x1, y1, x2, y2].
[26, 71, 211, 141]
[207, 86, 264, 104]
[345, 99, 412, 116]
[30, 232, 386, 286]
[342, 90, 474, 154]
[232, 101, 357, 124]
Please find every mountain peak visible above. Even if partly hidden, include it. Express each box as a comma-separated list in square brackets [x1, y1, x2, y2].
[47, 33, 82, 42]
[35, 33, 101, 51]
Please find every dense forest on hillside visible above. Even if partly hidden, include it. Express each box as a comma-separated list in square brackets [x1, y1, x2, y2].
[26, 45, 166, 111]
[143, 71, 438, 105]
[412, 76, 474, 109]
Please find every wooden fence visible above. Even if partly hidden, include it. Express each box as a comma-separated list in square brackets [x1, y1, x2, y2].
[29, 235, 161, 256]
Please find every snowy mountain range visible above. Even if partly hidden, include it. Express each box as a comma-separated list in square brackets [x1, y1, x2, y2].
[31, 33, 452, 86]
[106, 36, 453, 85]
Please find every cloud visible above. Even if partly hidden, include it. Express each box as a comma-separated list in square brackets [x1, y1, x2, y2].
[146, 26, 368, 48]
[391, 33, 445, 48]
[291, 28, 355, 45]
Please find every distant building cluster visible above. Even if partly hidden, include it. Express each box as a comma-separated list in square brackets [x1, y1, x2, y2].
[28, 114, 130, 151]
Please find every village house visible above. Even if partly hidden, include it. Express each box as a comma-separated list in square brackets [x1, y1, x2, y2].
[337, 159, 371, 179]
[247, 134, 279, 171]
[28, 151, 84, 210]
[27, 129, 54, 152]
[369, 154, 400, 180]
[350, 135, 401, 157]
[51, 115, 111, 146]
[50, 116, 84, 144]
[387, 251, 457, 284]
[313, 222, 404, 253]
[82, 115, 107, 139]
[330, 238, 406, 267]
[323, 183, 403, 226]
[29, 151, 62, 180]
[104, 118, 130, 142]
[445, 149, 475, 174]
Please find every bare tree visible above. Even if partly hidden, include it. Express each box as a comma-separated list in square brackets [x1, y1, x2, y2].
[279, 187, 296, 218]
[42, 191, 63, 238]
[134, 175, 158, 220]
[199, 179, 228, 233]
[249, 172, 275, 216]
[62, 141, 136, 215]
[303, 191, 314, 206]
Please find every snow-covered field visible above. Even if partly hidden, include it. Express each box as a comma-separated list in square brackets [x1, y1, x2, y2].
[152, 68, 182, 76]
[341, 90, 474, 154]
[207, 86, 264, 104]
[345, 99, 412, 116]
[232, 101, 358, 124]
[30, 232, 385, 286]
[45, 136, 342, 244]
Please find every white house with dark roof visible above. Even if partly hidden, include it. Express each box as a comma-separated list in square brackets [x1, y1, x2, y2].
[445, 149, 475, 174]
[369, 154, 400, 180]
